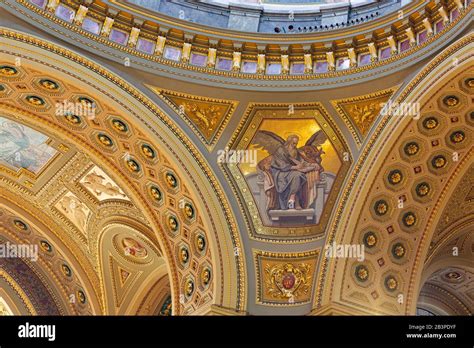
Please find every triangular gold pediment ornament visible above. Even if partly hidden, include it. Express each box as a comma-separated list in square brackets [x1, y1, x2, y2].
[148, 86, 238, 150]
[118, 267, 130, 286]
[330, 87, 398, 146]
[109, 256, 140, 307]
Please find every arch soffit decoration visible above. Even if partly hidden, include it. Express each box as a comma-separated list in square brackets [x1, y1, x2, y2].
[416, 169, 474, 315]
[418, 224, 473, 315]
[422, 206, 473, 287]
[0, 28, 246, 314]
[98, 223, 168, 315]
[0, 140, 153, 315]
[0, 201, 95, 315]
[314, 33, 473, 315]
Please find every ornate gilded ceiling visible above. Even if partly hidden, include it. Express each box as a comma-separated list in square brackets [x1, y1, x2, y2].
[0, 0, 472, 317]
[0, 33, 244, 315]
[314, 36, 473, 315]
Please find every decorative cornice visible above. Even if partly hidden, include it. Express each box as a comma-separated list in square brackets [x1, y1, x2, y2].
[1, 0, 471, 86]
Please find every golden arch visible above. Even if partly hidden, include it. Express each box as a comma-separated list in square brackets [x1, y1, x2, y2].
[0, 28, 246, 314]
[313, 34, 473, 315]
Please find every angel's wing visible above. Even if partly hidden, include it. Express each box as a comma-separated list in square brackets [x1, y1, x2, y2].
[251, 130, 285, 154]
[305, 130, 327, 147]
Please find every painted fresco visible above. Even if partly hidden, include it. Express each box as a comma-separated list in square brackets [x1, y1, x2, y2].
[0, 116, 57, 174]
[239, 118, 342, 227]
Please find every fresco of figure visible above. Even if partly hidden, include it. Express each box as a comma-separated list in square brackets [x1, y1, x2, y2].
[0, 117, 57, 173]
[251, 129, 326, 211]
[270, 135, 318, 209]
[0, 119, 32, 167]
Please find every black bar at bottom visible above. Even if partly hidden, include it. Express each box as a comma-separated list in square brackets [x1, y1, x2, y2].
[0, 315, 472, 346]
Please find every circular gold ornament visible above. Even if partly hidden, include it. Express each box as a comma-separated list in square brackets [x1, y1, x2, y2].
[422, 117, 438, 130]
[185, 279, 194, 297]
[403, 212, 416, 227]
[0, 66, 18, 76]
[112, 119, 128, 132]
[141, 144, 156, 159]
[355, 265, 369, 282]
[97, 133, 113, 147]
[385, 276, 398, 291]
[392, 243, 406, 259]
[442, 95, 459, 108]
[39, 79, 59, 90]
[431, 155, 447, 169]
[196, 235, 206, 252]
[374, 200, 388, 216]
[363, 231, 377, 248]
[404, 142, 419, 156]
[168, 216, 179, 232]
[415, 182, 430, 197]
[26, 95, 45, 106]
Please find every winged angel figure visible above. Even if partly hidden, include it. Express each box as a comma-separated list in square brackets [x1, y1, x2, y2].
[251, 130, 327, 211]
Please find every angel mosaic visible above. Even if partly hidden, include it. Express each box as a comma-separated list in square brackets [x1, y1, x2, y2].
[252, 130, 327, 211]
[243, 124, 338, 226]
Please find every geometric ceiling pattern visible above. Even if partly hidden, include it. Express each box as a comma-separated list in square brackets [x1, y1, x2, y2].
[332, 62, 472, 315]
[317, 29, 471, 314]
[0, 56, 220, 315]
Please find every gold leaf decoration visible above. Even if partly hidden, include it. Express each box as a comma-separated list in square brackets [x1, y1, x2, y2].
[331, 88, 397, 145]
[149, 87, 238, 150]
[255, 250, 319, 305]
